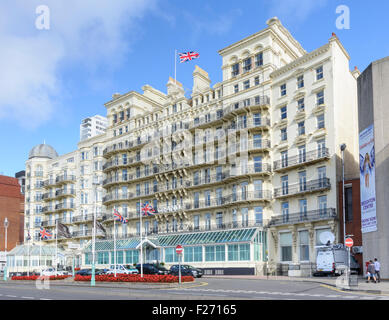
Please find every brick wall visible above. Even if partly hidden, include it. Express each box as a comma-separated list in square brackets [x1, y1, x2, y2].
[338, 178, 363, 269]
[0, 175, 24, 252]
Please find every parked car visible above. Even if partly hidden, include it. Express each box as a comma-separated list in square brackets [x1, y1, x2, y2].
[135, 264, 161, 275]
[314, 244, 361, 276]
[75, 269, 104, 276]
[106, 265, 139, 275]
[169, 265, 203, 278]
[41, 268, 57, 276]
[153, 264, 169, 275]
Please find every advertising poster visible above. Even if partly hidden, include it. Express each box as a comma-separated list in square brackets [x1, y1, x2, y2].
[359, 124, 377, 233]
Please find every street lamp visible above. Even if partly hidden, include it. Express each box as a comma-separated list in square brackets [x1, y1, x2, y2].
[3, 218, 9, 281]
[91, 181, 100, 287]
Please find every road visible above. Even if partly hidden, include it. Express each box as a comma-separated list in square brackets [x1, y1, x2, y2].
[0, 277, 387, 300]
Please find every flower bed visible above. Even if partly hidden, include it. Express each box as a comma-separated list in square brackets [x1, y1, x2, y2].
[11, 275, 72, 281]
[74, 274, 194, 283]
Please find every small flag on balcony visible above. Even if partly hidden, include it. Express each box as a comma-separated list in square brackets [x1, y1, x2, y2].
[26, 230, 31, 241]
[40, 227, 52, 240]
[58, 223, 72, 238]
[113, 209, 128, 224]
[178, 51, 200, 63]
[141, 202, 156, 216]
[96, 221, 107, 236]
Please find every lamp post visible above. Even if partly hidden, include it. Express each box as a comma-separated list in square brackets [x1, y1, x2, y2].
[3, 218, 9, 281]
[91, 181, 100, 287]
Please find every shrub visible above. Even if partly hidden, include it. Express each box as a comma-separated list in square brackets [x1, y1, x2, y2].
[11, 275, 72, 281]
[74, 274, 194, 283]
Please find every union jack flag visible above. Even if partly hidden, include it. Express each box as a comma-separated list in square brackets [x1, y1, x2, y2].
[141, 202, 156, 216]
[113, 209, 128, 224]
[40, 227, 52, 240]
[179, 51, 200, 63]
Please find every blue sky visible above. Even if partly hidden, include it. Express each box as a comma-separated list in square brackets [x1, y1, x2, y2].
[1, 0, 388, 177]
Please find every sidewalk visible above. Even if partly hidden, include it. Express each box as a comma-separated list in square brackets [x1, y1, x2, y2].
[203, 275, 389, 295]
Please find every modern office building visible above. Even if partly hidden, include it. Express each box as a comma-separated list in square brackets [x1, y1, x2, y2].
[80, 115, 108, 141]
[20, 18, 360, 276]
[358, 56, 389, 278]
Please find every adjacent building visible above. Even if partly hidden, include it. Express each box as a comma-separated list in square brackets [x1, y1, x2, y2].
[20, 18, 361, 276]
[0, 175, 24, 270]
[80, 115, 108, 141]
[358, 56, 389, 279]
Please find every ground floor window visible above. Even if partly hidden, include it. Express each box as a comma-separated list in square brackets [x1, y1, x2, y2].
[184, 246, 203, 262]
[85, 253, 92, 265]
[97, 252, 109, 265]
[125, 250, 139, 265]
[165, 248, 179, 263]
[280, 232, 292, 262]
[227, 243, 250, 261]
[299, 230, 310, 261]
[205, 245, 225, 262]
[111, 251, 124, 264]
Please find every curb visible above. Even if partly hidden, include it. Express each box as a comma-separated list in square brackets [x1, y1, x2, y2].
[0, 280, 195, 290]
[202, 276, 389, 295]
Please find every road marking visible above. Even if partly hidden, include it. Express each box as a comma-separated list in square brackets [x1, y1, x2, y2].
[21, 296, 34, 299]
[39, 298, 53, 300]
[6, 295, 17, 298]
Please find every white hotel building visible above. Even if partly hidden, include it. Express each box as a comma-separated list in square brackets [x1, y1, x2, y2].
[18, 18, 360, 276]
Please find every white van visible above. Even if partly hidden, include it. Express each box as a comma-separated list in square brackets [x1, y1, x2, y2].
[315, 245, 360, 276]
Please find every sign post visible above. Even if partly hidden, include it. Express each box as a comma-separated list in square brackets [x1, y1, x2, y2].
[176, 245, 183, 285]
[345, 237, 354, 285]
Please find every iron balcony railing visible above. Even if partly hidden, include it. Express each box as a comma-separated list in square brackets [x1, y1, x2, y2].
[72, 213, 103, 223]
[269, 208, 337, 227]
[55, 189, 76, 197]
[72, 230, 93, 238]
[273, 149, 330, 171]
[55, 175, 76, 184]
[55, 203, 75, 211]
[274, 178, 331, 198]
[224, 96, 270, 117]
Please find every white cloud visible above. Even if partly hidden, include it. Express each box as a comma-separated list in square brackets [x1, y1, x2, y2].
[267, 0, 329, 22]
[0, 0, 160, 128]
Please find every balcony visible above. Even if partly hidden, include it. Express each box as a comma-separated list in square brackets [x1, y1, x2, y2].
[42, 206, 55, 214]
[72, 229, 93, 238]
[274, 178, 331, 199]
[224, 96, 270, 117]
[273, 149, 330, 171]
[42, 192, 56, 201]
[55, 189, 76, 198]
[55, 203, 75, 212]
[189, 111, 224, 130]
[55, 175, 76, 184]
[269, 208, 337, 227]
[72, 213, 103, 224]
[43, 179, 56, 188]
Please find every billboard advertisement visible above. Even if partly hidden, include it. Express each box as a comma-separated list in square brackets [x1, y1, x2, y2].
[359, 124, 377, 233]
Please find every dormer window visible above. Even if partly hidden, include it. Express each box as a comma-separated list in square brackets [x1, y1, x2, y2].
[255, 52, 264, 67]
[231, 63, 239, 77]
[243, 58, 252, 73]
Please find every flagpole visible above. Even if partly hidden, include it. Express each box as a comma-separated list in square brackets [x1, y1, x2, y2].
[140, 205, 143, 278]
[114, 218, 117, 278]
[91, 183, 97, 286]
[27, 236, 30, 277]
[55, 220, 58, 275]
[39, 230, 42, 273]
[175, 49, 177, 86]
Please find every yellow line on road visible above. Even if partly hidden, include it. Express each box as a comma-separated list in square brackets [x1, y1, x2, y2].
[161, 281, 209, 290]
[320, 284, 389, 297]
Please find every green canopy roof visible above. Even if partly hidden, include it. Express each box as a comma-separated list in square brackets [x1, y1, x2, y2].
[7, 245, 65, 256]
[83, 228, 259, 252]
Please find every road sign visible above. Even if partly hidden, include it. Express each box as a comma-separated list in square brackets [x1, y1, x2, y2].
[345, 238, 354, 248]
[176, 245, 183, 255]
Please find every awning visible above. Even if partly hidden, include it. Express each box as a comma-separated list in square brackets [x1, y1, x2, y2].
[83, 228, 259, 252]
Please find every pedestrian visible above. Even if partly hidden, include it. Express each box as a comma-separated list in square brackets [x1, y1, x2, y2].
[366, 260, 377, 283]
[374, 258, 381, 283]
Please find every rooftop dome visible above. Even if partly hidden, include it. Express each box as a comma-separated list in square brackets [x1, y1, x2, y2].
[28, 144, 58, 160]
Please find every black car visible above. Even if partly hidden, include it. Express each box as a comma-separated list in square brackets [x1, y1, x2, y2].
[169, 265, 203, 278]
[76, 269, 104, 276]
[153, 264, 169, 275]
[136, 264, 164, 275]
